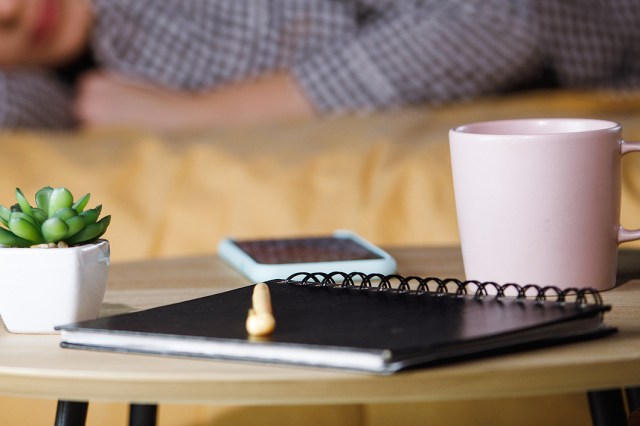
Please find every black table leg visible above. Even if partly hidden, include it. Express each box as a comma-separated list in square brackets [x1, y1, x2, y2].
[54, 400, 88, 426]
[129, 403, 158, 426]
[627, 386, 640, 412]
[626, 386, 640, 426]
[588, 389, 627, 426]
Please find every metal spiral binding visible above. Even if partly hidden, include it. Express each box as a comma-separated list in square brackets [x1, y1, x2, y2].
[285, 272, 604, 307]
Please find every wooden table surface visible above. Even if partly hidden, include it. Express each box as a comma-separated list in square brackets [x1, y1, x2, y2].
[1, 246, 639, 405]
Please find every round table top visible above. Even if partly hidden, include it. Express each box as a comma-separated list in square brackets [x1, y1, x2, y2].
[1, 248, 639, 404]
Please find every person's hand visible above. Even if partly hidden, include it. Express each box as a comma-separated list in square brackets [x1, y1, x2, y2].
[74, 71, 315, 132]
[74, 71, 204, 131]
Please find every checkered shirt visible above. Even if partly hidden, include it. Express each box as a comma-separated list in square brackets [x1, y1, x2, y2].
[2, 0, 639, 127]
[0, 69, 74, 128]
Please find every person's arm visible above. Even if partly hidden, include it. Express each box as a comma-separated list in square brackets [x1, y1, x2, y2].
[74, 70, 314, 131]
[291, 1, 542, 113]
[78, 1, 541, 131]
[0, 69, 75, 129]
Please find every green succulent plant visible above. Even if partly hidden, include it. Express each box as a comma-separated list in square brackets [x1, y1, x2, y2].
[0, 186, 111, 248]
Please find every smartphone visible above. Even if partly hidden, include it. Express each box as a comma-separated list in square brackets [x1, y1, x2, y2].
[217, 230, 397, 282]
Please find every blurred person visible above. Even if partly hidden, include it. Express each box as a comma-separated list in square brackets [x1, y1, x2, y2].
[0, 0, 639, 131]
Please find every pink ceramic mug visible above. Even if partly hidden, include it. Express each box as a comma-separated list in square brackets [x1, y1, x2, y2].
[449, 118, 640, 291]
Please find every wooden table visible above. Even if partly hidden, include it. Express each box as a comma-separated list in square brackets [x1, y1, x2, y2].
[1, 246, 640, 426]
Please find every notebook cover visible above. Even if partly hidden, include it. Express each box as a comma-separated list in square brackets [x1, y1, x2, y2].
[58, 278, 616, 374]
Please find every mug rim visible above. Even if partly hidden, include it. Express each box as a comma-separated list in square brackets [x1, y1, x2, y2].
[452, 118, 621, 136]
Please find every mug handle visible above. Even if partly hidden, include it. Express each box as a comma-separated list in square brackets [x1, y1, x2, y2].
[618, 141, 640, 243]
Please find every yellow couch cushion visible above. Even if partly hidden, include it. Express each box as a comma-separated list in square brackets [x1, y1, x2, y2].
[1, 89, 639, 262]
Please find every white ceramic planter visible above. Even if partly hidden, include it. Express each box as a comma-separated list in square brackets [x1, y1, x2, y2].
[0, 240, 110, 333]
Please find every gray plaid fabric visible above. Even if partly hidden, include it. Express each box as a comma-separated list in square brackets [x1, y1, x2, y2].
[0, 70, 74, 128]
[2, 0, 639, 128]
[91, 0, 359, 91]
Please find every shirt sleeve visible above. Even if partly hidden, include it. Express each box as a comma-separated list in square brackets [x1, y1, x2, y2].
[292, 0, 541, 113]
[0, 70, 75, 129]
[91, 0, 358, 91]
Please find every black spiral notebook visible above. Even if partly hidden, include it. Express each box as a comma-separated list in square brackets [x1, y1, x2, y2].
[57, 273, 616, 374]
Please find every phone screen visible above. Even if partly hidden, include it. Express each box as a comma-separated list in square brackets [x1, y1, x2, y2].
[232, 236, 384, 264]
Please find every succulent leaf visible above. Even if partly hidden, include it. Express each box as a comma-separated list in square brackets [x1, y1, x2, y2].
[0, 205, 10, 227]
[80, 205, 101, 225]
[10, 211, 39, 227]
[0, 226, 31, 247]
[72, 193, 90, 213]
[35, 186, 53, 211]
[42, 217, 70, 243]
[53, 207, 78, 221]
[65, 215, 110, 245]
[96, 215, 111, 237]
[31, 208, 48, 224]
[64, 215, 86, 239]
[9, 216, 43, 243]
[15, 188, 33, 217]
[47, 187, 74, 217]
